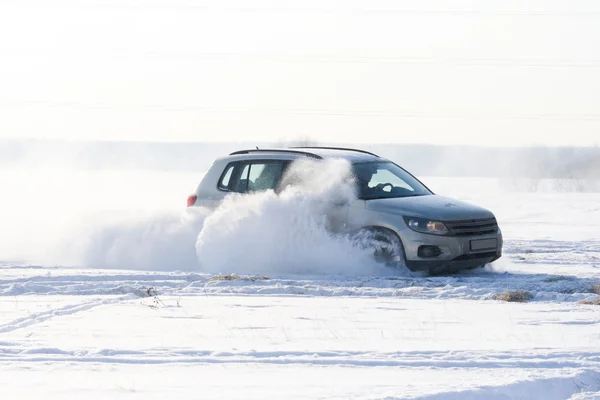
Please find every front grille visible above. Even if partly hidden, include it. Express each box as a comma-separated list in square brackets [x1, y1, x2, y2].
[445, 217, 498, 237]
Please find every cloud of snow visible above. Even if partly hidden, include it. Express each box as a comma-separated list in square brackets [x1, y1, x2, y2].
[0, 167, 209, 271]
[54, 207, 211, 271]
[196, 158, 406, 276]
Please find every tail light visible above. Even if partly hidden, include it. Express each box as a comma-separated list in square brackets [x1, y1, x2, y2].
[187, 194, 198, 207]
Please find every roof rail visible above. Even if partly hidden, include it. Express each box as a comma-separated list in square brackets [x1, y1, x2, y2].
[229, 149, 322, 159]
[290, 146, 380, 158]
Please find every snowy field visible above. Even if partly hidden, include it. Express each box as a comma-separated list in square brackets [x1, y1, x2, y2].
[1, 168, 600, 399]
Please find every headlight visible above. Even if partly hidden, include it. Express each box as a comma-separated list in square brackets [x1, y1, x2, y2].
[403, 217, 449, 235]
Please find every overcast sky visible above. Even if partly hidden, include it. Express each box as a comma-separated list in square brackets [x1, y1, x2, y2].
[0, 0, 599, 146]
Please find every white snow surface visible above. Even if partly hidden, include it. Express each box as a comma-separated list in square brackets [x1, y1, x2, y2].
[1, 170, 600, 399]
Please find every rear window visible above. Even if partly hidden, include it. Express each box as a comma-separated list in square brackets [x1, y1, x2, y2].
[218, 164, 235, 190]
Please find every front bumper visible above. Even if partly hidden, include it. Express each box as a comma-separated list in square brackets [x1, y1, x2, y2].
[399, 227, 503, 273]
[405, 251, 501, 274]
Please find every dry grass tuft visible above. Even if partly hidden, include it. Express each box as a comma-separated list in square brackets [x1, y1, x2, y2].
[209, 273, 269, 282]
[579, 297, 600, 306]
[494, 290, 534, 303]
[209, 273, 241, 281]
[131, 286, 159, 298]
[543, 275, 575, 283]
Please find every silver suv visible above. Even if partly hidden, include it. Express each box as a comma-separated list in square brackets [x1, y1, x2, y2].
[187, 147, 502, 274]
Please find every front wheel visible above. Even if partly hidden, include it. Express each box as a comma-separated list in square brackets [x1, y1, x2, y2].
[360, 228, 405, 268]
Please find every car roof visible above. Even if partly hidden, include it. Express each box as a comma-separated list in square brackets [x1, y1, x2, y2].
[227, 147, 383, 163]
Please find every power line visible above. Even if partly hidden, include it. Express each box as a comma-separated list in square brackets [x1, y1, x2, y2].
[6, 100, 600, 121]
[204, 6, 600, 17]
[150, 53, 600, 68]
[4, 50, 600, 68]
[5, 3, 600, 17]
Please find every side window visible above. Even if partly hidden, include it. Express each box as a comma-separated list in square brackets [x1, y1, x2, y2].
[248, 161, 285, 192]
[219, 160, 286, 193]
[217, 162, 249, 192]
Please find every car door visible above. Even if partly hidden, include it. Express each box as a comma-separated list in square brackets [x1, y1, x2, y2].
[211, 158, 350, 231]
[278, 160, 351, 233]
[246, 160, 287, 193]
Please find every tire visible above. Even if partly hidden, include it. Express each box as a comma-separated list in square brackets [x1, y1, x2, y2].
[361, 228, 405, 268]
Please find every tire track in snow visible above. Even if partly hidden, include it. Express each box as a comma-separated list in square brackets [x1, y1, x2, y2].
[0, 297, 125, 334]
[2, 348, 600, 370]
[1, 270, 598, 302]
[505, 239, 600, 266]
[405, 370, 600, 400]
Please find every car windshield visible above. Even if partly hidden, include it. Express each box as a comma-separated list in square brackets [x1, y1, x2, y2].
[352, 161, 432, 200]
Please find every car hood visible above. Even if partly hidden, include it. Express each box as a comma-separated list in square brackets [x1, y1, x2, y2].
[365, 195, 495, 221]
